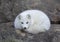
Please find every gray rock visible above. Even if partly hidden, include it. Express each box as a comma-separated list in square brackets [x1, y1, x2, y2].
[0, 0, 60, 23]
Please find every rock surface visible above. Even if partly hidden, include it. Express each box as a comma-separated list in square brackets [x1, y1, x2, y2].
[0, 0, 60, 23]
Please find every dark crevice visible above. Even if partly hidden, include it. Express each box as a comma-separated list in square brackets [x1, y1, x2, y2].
[51, 21, 60, 24]
[57, 21, 60, 24]
[0, 21, 12, 24]
[0, 19, 12, 24]
[51, 21, 57, 24]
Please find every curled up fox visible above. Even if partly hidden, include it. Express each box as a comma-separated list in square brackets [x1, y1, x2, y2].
[14, 10, 51, 35]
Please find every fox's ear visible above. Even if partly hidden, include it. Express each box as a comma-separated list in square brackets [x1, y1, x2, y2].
[27, 14, 31, 19]
[18, 15, 21, 19]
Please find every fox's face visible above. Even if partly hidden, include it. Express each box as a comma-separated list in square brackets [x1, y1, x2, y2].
[18, 14, 31, 30]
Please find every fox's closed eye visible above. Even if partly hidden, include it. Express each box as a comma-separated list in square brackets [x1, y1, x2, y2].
[26, 22, 28, 24]
[21, 22, 23, 24]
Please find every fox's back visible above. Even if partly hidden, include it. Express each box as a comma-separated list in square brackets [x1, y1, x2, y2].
[20, 10, 50, 25]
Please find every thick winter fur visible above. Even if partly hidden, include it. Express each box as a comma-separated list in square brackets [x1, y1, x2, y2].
[14, 10, 51, 34]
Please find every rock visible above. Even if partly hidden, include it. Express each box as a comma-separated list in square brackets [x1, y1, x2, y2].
[0, 0, 60, 23]
[0, 0, 17, 21]
[0, 22, 15, 39]
[0, 12, 9, 23]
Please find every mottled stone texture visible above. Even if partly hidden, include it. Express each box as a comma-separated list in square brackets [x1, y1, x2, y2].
[0, 0, 60, 23]
[0, 0, 60, 42]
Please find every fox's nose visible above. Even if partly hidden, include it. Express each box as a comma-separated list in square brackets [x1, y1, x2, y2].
[24, 27, 26, 29]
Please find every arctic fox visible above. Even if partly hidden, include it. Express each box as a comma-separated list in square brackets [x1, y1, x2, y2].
[14, 10, 51, 34]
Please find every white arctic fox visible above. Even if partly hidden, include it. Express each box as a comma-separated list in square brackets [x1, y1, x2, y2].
[14, 10, 51, 34]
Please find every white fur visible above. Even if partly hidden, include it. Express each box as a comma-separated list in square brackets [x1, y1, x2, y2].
[14, 10, 51, 34]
